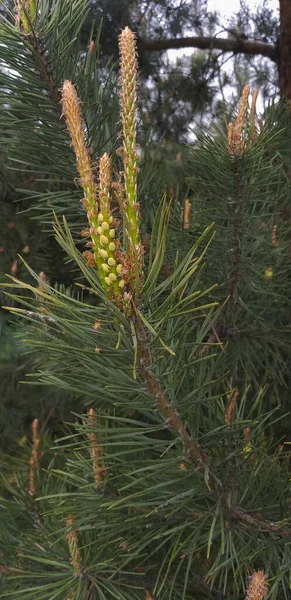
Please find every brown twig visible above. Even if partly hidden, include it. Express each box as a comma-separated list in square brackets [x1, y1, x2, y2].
[226, 388, 239, 505]
[133, 312, 212, 476]
[138, 36, 277, 61]
[27, 35, 61, 105]
[87, 408, 105, 488]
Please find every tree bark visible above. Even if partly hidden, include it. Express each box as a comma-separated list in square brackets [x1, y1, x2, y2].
[279, 0, 291, 99]
[138, 36, 277, 61]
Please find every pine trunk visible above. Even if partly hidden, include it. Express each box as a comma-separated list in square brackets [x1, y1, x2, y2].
[279, 0, 291, 99]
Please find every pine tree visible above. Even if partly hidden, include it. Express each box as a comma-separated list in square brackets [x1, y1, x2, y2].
[0, 2, 291, 599]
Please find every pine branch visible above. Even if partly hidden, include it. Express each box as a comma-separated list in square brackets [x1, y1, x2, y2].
[135, 315, 211, 472]
[138, 36, 277, 62]
[132, 308, 291, 538]
[16, 5, 61, 106]
[231, 506, 291, 536]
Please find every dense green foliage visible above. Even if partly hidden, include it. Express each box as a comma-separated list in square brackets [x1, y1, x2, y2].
[187, 106, 291, 403]
[0, 1, 291, 599]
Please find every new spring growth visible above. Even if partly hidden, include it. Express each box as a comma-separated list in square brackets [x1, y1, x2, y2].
[61, 81, 125, 295]
[228, 85, 259, 156]
[87, 408, 105, 488]
[243, 427, 254, 459]
[245, 570, 268, 600]
[118, 27, 144, 291]
[62, 28, 144, 302]
[28, 418, 41, 497]
[16, 0, 37, 33]
[118, 27, 140, 249]
[65, 515, 82, 576]
[61, 81, 96, 211]
[184, 199, 191, 229]
[272, 224, 278, 247]
[225, 387, 239, 425]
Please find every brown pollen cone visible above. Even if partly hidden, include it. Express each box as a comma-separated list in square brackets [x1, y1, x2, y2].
[245, 570, 268, 600]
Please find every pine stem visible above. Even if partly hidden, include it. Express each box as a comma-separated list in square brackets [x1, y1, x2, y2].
[226, 388, 239, 505]
[133, 311, 291, 537]
[25, 34, 61, 105]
